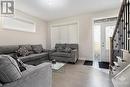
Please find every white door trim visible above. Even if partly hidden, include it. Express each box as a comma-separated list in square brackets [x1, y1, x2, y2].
[92, 17, 117, 62]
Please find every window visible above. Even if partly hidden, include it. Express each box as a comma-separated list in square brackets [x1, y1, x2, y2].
[50, 23, 79, 48]
[94, 24, 101, 60]
[2, 17, 36, 32]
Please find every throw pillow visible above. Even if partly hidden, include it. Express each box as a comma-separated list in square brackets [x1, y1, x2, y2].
[32, 45, 44, 53]
[56, 47, 64, 52]
[19, 45, 32, 51]
[64, 47, 72, 53]
[0, 55, 22, 83]
[16, 47, 30, 57]
[17, 59, 26, 72]
[10, 54, 26, 72]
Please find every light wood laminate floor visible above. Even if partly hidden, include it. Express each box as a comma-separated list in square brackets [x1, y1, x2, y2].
[52, 60, 114, 87]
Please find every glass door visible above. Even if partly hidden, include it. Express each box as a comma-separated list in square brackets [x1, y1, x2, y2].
[101, 22, 115, 62]
[93, 22, 116, 62]
[93, 24, 101, 61]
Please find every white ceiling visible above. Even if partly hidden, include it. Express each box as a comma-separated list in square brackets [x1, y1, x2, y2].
[15, 0, 121, 21]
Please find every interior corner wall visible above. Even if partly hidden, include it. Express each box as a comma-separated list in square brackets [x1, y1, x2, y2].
[0, 10, 48, 48]
[48, 9, 119, 60]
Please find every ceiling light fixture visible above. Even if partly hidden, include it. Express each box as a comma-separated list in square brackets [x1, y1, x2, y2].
[40, 0, 67, 8]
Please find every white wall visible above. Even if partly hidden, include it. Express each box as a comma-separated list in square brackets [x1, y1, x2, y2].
[48, 9, 119, 60]
[0, 10, 48, 48]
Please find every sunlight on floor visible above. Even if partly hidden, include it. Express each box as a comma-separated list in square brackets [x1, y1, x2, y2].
[93, 61, 109, 74]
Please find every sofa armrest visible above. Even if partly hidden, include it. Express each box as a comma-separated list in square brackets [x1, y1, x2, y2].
[71, 49, 79, 62]
[71, 49, 77, 56]
[3, 63, 52, 87]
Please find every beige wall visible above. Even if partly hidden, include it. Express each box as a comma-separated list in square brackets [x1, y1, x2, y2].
[48, 9, 119, 60]
[0, 10, 48, 48]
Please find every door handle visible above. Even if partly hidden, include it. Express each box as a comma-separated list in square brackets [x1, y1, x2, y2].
[102, 43, 104, 47]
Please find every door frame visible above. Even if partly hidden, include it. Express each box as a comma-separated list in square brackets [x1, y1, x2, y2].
[92, 17, 117, 62]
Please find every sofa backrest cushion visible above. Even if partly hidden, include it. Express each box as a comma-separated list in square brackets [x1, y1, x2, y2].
[63, 47, 72, 53]
[55, 44, 66, 49]
[55, 44, 66, 52]
[66, 44, 78, 50]
[19, 45, 32, 51]
[0, 55, 22, 83]
[0, 45, 19, 54]
[31, 44, 44, 53]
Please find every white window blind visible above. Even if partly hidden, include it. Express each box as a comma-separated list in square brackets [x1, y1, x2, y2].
[2, 17, 36, 32]
[50, 23, 79, 48]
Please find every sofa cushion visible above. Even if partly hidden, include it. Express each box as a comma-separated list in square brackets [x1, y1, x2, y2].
[32, 45, 44, 53]
[66, 44, 78, 50]
[17, 47, 30, 57]
[19, 52, 48, 62]
[20, 45, 32, 51]
[55, 44, 66, 49]
[51, 52, 71, 58]
[0, 45, 19, 54]
[28, 51, 34, 54]
[56, 47, 64, 52]
[0, 55, 22, 83]
[63, 47, 72, 53]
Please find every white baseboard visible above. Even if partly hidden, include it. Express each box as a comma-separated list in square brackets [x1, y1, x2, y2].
[79, 57, 86, 60]
[79, 57, 93, 61]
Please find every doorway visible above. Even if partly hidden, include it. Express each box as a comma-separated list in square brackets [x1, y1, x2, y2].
[93, 18, 116, 62]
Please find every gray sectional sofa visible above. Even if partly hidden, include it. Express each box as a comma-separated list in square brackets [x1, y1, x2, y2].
[0, 63, 52, 87]
[0, 45, 49, 65]
[0, 45, 51, 87]
[49, 44, 79, 63]
[0, 44, 79, 87]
